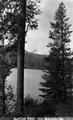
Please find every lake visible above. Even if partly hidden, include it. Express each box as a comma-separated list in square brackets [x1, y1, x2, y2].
[6, 69, 44, 100]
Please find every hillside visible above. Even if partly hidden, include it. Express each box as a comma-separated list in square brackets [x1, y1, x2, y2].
[6, 50, 47, 69]
[24, 51, 47, 69]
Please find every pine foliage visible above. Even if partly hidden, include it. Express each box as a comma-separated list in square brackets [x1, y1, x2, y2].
[40, 2, 73, 105]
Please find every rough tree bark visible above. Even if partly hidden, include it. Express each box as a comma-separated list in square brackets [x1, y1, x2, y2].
[16, 0, 26, 116]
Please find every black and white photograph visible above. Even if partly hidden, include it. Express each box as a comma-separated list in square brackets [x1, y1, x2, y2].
[0, 0, 73, 118]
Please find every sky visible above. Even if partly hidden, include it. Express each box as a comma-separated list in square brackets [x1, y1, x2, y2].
[25, 0, 73, 55]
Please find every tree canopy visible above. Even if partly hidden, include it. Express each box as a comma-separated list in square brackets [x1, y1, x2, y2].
[0, 0, 41, 116]
[0, 0, 41, 49]
[40, 2, 73, 116]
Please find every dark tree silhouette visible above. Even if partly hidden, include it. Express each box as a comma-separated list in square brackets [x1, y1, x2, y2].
[0, 0, 40, 116]
[0, 45, 11, 115]
[40, 2, 73, 116]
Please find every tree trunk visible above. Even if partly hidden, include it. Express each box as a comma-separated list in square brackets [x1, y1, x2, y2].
[16, 36, 24, 116]
[16, 0, 26, 116]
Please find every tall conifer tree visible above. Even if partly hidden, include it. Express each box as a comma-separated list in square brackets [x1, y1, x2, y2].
[0, 0, 40, 116]
[40, 2, 73, 105]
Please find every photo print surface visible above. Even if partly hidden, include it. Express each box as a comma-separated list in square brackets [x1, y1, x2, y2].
[0, 0, 73, 117]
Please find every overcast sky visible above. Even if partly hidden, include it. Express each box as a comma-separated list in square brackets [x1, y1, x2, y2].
[25, 0, 73, 55]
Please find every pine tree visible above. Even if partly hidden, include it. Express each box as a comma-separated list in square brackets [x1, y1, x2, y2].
[0, 0, 41, 116]
[40, 2, 73, 107]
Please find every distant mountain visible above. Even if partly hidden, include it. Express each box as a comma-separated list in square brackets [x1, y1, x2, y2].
[24, 51, 47, 69]
[6, 50, 47, 69]
[32, 49, 38, 54]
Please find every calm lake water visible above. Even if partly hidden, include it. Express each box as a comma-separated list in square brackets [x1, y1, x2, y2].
[6, 69, 43, 100]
